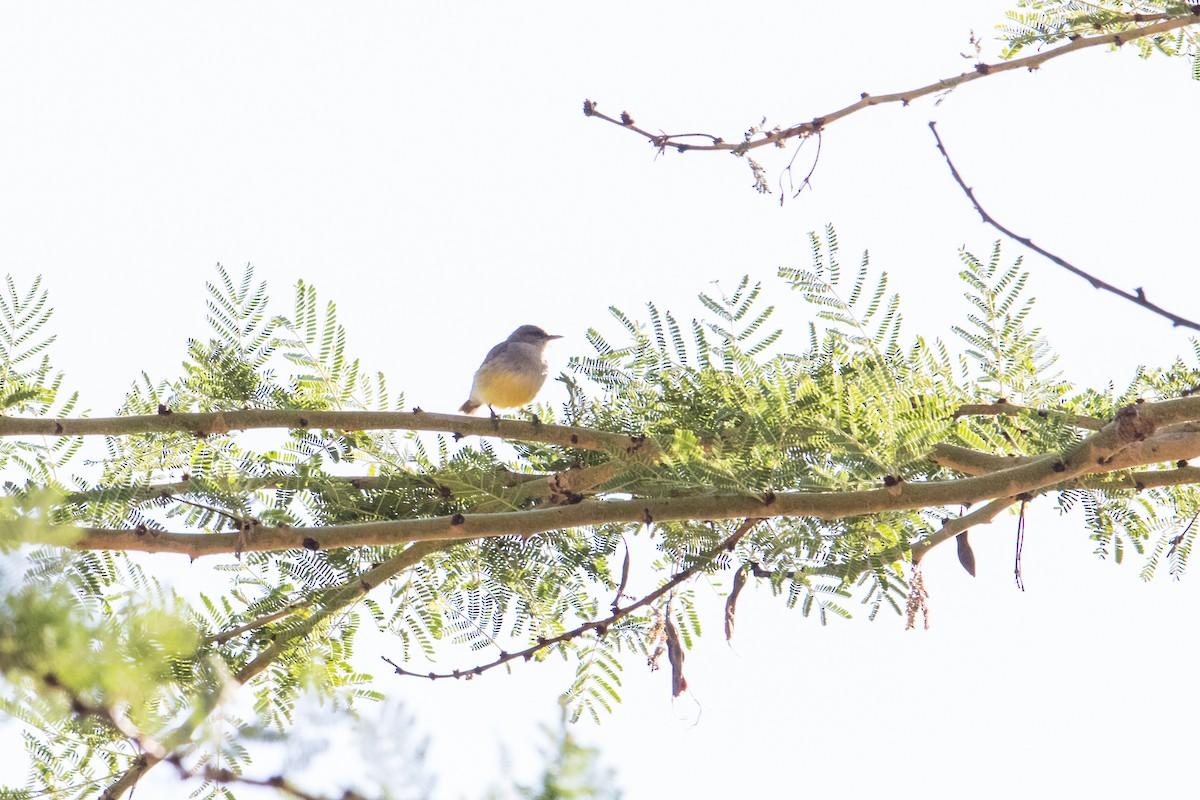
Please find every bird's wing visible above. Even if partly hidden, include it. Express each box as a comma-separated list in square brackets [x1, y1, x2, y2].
[478, 340, 512, 368]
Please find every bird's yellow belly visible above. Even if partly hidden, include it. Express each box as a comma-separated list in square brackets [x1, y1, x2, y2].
[475, 369, 540, 408]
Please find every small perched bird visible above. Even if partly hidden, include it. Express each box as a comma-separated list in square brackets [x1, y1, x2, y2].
[458, 325, 562, 415]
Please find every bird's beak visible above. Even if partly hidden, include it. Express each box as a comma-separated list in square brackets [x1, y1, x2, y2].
[546, 334, 563, 340]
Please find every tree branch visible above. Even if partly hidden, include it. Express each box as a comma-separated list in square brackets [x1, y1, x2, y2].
[931, 419, 1200, 475]
[69, 460, 626, 513]
[166, 758, 367, 800]
[233, 541, 450, 683]
[500, 459, 634, 508]
[101, 539, 450, 799]
[910, 497, 1020, 564]
[953, 400, 1105, 430]
[932, 444, 1200, 494]
[585, 15, 1200, 155]
[20, 397, 1194, 558]
[930, 120, 1200, 331]
[0, 408, 662, 459]
[68, 460, 633, 527]
[40, 672, 167, 759]
[209, 601, 310, 645]
[383, 518, 760, 680]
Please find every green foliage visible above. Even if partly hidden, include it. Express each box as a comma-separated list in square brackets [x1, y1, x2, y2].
[490, 703, 621, 800]
[0, 540, 208, 800]
[3, 226, 1200, 797]
[0, 275, 82, 489]
[1001, 1, 1200, 79]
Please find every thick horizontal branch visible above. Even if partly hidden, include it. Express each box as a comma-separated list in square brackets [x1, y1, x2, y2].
[52, 482, 1058, 558]
[930, 121, 1200, 331]
[41, 398, 1200, 558]
[585, 14, 1200, 155]
[0, 409, 661, 458]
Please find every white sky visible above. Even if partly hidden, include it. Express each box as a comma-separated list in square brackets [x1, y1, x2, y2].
[3, 2, 1200, 798]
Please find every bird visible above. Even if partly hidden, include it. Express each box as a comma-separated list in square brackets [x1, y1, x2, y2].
[458, 325, 562, 415]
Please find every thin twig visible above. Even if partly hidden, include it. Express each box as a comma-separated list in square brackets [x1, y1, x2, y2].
[1167, 509, 1200, 559]
[166, 756, 367, 800]
[781, 131, 822, 201]
[170, 495, 248, 527]
[70, 464, 603, 511]
[383, 518, 761, 681]
[585, 15, 1200, 155]
[68, 474, 390, 506]
[930, 121, 1200, 332]
[40, 672, 167, 759]
[210, 602, 310, 645]
[953, 401, 1106, 431]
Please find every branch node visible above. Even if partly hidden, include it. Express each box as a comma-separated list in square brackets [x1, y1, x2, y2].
[1116, 403, 1156, 443]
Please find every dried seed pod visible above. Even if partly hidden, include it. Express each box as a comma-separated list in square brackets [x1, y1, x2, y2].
[956, 531, 976, 577]
[725, 568, 748, 641]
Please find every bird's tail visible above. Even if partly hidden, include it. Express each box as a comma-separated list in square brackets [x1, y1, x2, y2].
[459, 400, 481, 414]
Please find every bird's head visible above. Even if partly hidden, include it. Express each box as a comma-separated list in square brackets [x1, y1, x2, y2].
[508, 325, 563, 345]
